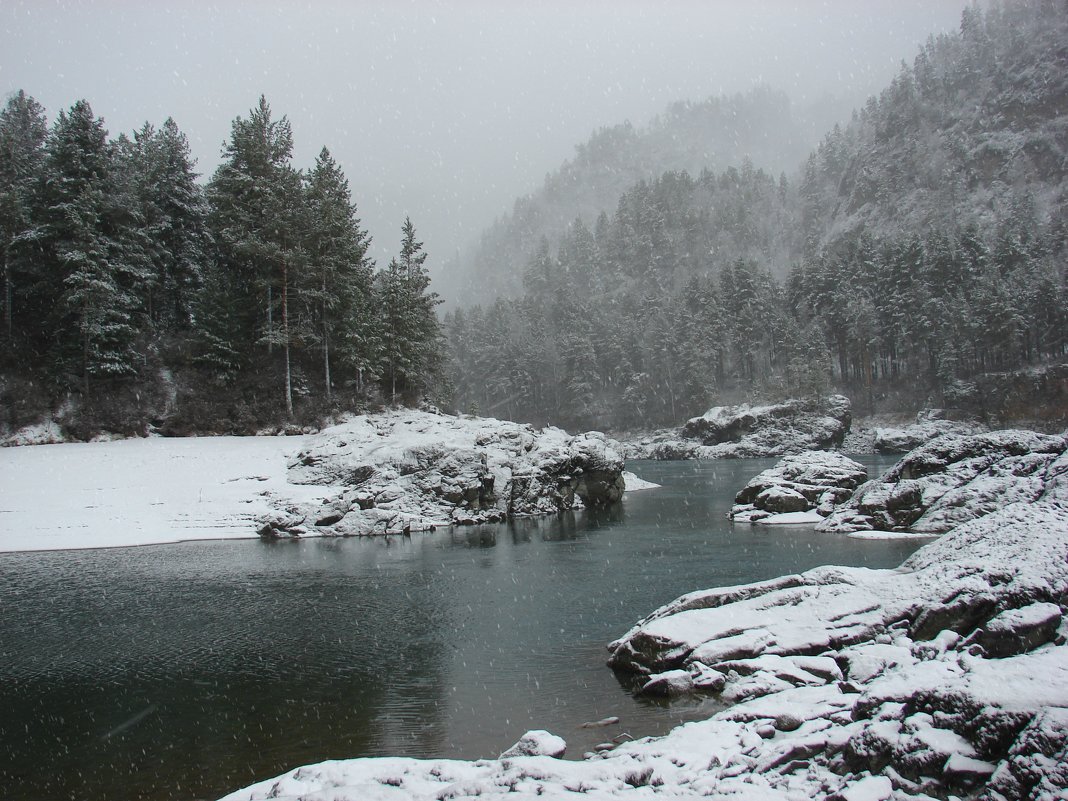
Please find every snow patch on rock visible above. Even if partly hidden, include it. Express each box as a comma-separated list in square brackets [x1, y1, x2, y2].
[624, 395, 853, 460]
[266, 409, 626, 537]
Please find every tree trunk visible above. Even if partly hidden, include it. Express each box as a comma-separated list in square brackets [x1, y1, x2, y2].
[267, 285, 273, 355]
[282, 257, 292, 418]
[2, 251, 10, 341]
[322, 280, 331, 403]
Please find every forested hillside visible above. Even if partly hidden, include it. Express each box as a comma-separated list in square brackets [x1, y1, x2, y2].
[447, 0, 1068, 431]
[0, 95, 443, 437]
[445, 87, 830, 302]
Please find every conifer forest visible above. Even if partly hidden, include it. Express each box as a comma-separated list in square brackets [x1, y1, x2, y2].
[1, 0, 1066, 437]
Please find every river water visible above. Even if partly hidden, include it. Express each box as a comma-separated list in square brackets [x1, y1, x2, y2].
[0, 456, 919, 801]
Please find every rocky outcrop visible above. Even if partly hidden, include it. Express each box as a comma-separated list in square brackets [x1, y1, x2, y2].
[817, 429, 1068, 534]
[729, 451, 868, 523]
[873, 411, 986, 454]
[260, 409, 626, 537]
[606, 492, 1068, 800]
[625, 395, 853, 460]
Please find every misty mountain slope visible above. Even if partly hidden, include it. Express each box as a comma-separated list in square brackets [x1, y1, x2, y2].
[444, 1, 1068, 433]
[448, 87, 829, 303]
[801, 0, 1068, 251]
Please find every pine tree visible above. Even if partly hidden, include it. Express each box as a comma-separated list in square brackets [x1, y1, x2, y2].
[202, 96, 302, 414]
[36, 100, 141, 392]
[302, 147, 376, 401]
[121, 118, 207, 331]
[376, 217, 441, 404]
[0, 90, 48, 349]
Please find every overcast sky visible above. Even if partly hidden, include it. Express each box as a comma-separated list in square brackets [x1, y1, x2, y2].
[2, 0, 970, 278]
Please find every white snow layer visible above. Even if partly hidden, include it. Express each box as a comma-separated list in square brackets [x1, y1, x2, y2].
[0, 435, 324, 552]
[0, 410, 645, 553]
[622, 470, 659, 491]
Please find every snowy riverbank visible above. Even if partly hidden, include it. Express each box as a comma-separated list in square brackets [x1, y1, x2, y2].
[0, 410, 648, 553]
[218, 443, 1068, 801]
[0, 434, 324, 552]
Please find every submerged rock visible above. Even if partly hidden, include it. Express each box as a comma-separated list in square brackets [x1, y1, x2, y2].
[262, 409, 626, 537]
[625, 395, 852, 460]
[729, 451, 868, 523]
[818, 429, 1068, 534]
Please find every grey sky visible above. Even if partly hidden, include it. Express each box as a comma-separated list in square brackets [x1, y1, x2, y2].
[1, 0, 969, 278]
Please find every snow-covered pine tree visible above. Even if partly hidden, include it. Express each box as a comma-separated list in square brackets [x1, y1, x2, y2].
[122, 118, 207, 332]
[376, 217, 441, 405]
[0, 91, 48, 350]
[302, 147, 377, 402]
[36, 101, 141, 393]
[202, 96, 303, 414]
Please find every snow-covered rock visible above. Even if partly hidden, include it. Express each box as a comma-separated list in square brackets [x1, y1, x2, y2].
[267, 409, 626, 537]
[818, 429, 1068, 534]
[2, 418, 66, 446]
[499, 730, 567, 759]
[625, 395, 852, 460]
[873, 413, 986, 454]
[729, 451, 868, 523]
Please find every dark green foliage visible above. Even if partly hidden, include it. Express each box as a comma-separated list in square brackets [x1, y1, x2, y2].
[1, 92, 443, 436]
[376, 217, 443, 404]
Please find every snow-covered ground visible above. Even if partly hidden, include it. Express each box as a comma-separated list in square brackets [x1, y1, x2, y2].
[0, 412, 654, 553]
[0, 435, 327, 552]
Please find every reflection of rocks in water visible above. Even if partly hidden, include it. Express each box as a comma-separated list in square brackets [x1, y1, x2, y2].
[452, 526, 498, 548]
[583, 503, 626, 528]
[540, 511, 579, 542]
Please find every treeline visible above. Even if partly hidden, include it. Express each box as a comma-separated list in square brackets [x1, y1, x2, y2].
[0, 94, 442, 435]
[446, 0, 1068, 430]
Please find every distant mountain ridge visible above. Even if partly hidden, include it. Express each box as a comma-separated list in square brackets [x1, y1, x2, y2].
[444, 87, 838, 302]
[799, 0, 1068, 254]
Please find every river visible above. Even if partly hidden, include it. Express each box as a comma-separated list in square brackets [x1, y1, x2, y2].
[0, 456, 919, 801]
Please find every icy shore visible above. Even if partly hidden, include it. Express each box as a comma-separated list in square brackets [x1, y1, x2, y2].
[219, 442, 1068, 800]
[0, 434, 323, 552]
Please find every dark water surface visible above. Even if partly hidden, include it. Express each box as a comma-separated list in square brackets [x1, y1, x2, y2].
[0, 456, 917, 801]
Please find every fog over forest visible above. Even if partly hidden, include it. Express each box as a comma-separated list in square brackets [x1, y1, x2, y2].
[1, 0, 970, 278]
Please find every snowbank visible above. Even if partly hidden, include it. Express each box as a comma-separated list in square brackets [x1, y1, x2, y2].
[0, 435, 321, 552]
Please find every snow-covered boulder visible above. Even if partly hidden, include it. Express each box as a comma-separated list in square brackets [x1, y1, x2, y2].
[624, 395, 853, 460]
[605, 494, 1068, 799]
[729, 451, 868, 523]
[818, 429, 1068, 534]
[873, 412, 986, 454]
[266, 409, 626, 537]
[499, 730, 566, 759]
